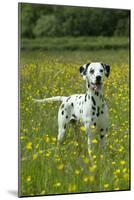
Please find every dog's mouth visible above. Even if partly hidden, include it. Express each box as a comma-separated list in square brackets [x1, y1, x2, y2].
[91, 82, 102, 91]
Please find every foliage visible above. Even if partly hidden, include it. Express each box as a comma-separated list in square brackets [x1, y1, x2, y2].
[20, 3, 130, 38]
[33, 15, 59, 37]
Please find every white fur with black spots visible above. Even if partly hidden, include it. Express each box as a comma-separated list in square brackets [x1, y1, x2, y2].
[33, 62, 110, 157]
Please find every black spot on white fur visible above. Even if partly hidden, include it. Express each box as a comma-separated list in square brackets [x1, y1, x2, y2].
[95, 91, 99, 96]
[96, 106, 100, 117]
[80, 63, 90, 76]
[91, 96, 96, 106]
[102, 104, 105, 108]
[92, 106, 96, 111]
[61, 104, 64, 108]
[72, 114, 77, 118]
[66, 96, 71, 102]
[100, 134, 104, 139]
[85, 94, 87, 102]
[56, 62, 109, 155]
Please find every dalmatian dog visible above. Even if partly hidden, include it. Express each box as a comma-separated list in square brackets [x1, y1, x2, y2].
[33, 62, 110, 156]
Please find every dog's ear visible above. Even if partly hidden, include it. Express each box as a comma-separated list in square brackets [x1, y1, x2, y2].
[80, 66, 85, 75]
[79, 63, 90, 77]
[101, 63, 110, 78]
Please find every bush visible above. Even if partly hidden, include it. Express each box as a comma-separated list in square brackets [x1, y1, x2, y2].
[20, 3, 130, 38]
[33, 15, 60, 37]
[114, 18, 129, 36]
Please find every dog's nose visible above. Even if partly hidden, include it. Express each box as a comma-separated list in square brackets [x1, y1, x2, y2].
[96, 76, 101, 82]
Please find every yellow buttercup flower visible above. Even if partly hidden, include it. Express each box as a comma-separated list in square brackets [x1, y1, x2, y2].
[80, 126, 86, 131]
[89, 165, 97, 172]
[124, 173, 129, 180]
[83, 157, 89, 164]
[120, 160, 126, 165]
[122, 168, 127, 173]
[20, 136, 25, 140]
[89, 176, 94, 182]
[124, 135, 128, 139]
[33, 153, 38, 160]
[68, 183, 77, 192]
[93, 155, 97, 159]
[45, 151, 51, 157]
[52, 137, 56, 142]
[27, 176, 32, 182]
[75, 169, 80, 175]
[114, 187, 120, 190]
[83, 176, 89, 182]
[104, 183, 109, 189]
[90, 125, 95, 129]
[39, 150, 43, 154]
[40, 190, 45, 195]
[114, 169, 120, 175]
[57, 163, 64, 170]
[112, 161, 116, 165]
[92, 139, 98, 144]
[83, 175, 95, 183]
[118, 146, 124, 152]
[53, 182, 61, 187]
[44, 135, 50, 143]
[26, 142, 32, 150]
[35, 143, 39, 149]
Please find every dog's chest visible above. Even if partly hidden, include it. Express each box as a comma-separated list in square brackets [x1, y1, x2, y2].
[83, 93, 105, 118]
[73, 93, 105, 119]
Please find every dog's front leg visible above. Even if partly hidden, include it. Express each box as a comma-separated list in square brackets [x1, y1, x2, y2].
[99, 128, 108, 149]
[84, 122, 92, 157]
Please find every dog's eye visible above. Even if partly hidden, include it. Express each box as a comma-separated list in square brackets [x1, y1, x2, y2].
[90, 69, 94, 74]
[100, 69, 103, 73]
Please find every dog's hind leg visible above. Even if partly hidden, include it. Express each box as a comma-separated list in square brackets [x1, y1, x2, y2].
[57, 108, 69, 146]
[54, 127, 65, 159]
[56, 116, 67, 159]
[57, 127, 66, 146]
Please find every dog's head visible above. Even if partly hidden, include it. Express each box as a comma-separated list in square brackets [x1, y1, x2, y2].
[80, 62, 110, 91]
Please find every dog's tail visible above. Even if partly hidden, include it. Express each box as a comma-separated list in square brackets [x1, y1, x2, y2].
[33, 96, 67, 103]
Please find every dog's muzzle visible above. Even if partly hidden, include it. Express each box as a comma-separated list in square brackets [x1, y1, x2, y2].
[96, 76, 101, 82]
[91, 76, 102, 91]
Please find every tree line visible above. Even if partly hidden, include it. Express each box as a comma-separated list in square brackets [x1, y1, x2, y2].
[20, 3, 130, 38]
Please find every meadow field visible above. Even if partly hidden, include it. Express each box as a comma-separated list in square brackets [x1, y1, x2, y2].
[19, 46, 130, 196]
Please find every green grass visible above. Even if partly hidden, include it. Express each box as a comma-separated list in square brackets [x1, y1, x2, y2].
[19, 48, 130, 197]
[20, 49, 129, 66]
[21, 36, 129, 51]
